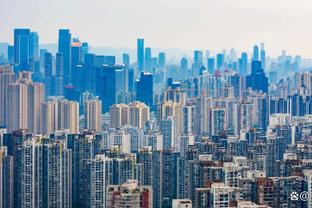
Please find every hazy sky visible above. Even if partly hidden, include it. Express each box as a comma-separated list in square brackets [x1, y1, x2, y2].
[1, 0, 312, 57]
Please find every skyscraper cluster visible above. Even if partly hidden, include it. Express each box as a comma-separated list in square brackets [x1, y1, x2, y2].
[0, 29, 312, 208]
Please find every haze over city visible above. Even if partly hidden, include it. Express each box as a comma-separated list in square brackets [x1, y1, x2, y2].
[1, 0, 312, 57]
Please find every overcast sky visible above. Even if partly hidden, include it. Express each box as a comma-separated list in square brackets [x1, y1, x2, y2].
[1, 0, 312, 57]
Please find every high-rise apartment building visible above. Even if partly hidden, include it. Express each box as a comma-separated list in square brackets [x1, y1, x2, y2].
[0, 65, 15, 128]
[109, 102, 149, 129]
[106, 180, 152, 208]
[137, 146, 153, 186]
[84, 98, 102, 132]
[211, 108, 226, 136]
[66, 133, 96, 207]
[21, 137, 72, 208]
[160, 117, 176, 150]
[109, 103, 129, 128]
[172, 199, 192, 208]
[0, 147, 14, 208]
[90, 154, 110, 208]
[210, 183, 235, 208]
[41, 97, 79, 135]
[128, 101, 150, 129]
[179, 134, 194, 157]
[7, 71, 44, 133]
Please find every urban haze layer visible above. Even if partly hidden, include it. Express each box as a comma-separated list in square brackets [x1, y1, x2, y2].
[0, 28, 312, 208]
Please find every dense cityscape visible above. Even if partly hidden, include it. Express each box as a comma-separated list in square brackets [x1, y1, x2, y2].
[0, 28, 312, 208]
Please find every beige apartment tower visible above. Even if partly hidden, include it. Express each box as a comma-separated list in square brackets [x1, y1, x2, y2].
[109, 102, 150, 129]
[128, 101, 150, 129]
[41, 97, 79, 135]
[84, 98, 102, 132]
[109, 103, 129, 128]
[0, 65, 15, 127]
[7, 71, 44, 133]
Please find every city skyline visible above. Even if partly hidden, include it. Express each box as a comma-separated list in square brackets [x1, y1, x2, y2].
[1, 0, 312, 57]
[1, 1, 312, 207]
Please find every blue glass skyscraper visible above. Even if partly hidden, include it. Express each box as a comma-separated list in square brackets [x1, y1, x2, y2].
[29, 32, 39, 71]
[58, 29, 72, 86]
[115, 67, 128, 96]
[251, 60, 261, 74]
[253, 44, 259, 61]
[123, 53, 130, 67]
[81, 42, 89, 63]
[39, 49, 47, 67]
[260, 43, 266, 71]
[128, 68, 135, 92]
[95, 55, 115, 66]
[193, 50, 203, 76]
[137, 38, 144, 72]
[145, 47, 152, 72]
[83, 53, 97, 94]
[194, 50, 203, 64]
[291, 94, 304, 116]
[240, 52, 248, 75]
[207, 58, 215, 74]
[14, 29, 31, 71]
[246, 60, 268, 93]
[136, 72, 153, 107]
[216, 53, 224, 69]
[229, 74, 241, 97]
[71, 39, 82, 88]
[44, 52, 53, 97]
[158, 52, 166, 68]
[8, 45, 14, 64]
[55, 52, 65, 96]
[96, 65, 126, 112]
[180, 58, 188, 79]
